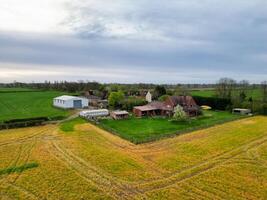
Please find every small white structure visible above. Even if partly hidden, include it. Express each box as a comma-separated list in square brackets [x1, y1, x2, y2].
[79, 109, 109, 118]
[146, 91, 152, 103]
[53, 95, 88, 109]
[232, 108, 251, 115]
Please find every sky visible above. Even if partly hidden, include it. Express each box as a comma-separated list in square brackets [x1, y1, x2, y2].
[0, 0, 267, 84]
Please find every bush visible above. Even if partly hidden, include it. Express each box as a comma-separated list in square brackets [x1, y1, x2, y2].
[172, 105, 188, 122]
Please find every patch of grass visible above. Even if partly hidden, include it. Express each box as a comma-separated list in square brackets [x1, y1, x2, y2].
[60, 117, 87, 132]
[99, 111, 243, 143]
[0, 91, 73, 122]
[0, 162, 39, 175]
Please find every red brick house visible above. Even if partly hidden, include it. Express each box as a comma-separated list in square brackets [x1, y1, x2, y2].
[133, 101, 173, 117]
[165, 96, 200, 116]
[133, 96, 200, 117]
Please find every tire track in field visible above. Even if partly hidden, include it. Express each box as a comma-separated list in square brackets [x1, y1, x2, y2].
[177, 182, 219, 200]
[11, 138, 38, 184]
[0, 145, 25, 183]
[0, 128, 53, 199]
[134, 134, 267, 196]
[2, 181, 38, 200]
[47, 140, 142, 200]
[246, 142, 267, 166]
[0, 127, 52, 147]
[0, 142, 39, 200]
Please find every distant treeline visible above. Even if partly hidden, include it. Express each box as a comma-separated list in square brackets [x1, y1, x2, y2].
[1, 79, 267, 114]
[0, 80, 262, 93]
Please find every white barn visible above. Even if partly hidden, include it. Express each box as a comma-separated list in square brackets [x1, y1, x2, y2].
[53, 95, 88, 109]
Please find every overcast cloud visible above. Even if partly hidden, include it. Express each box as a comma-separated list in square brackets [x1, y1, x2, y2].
[0, 0, 267, 83]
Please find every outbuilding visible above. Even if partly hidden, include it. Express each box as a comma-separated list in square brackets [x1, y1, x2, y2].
[111, 111, 129, 120]
[53, 95, 88, 109]
[79, 109, 109, 119]
[232, 108, 251, 115]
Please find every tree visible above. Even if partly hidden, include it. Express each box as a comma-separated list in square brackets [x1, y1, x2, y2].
[173, 105, 188, 122]
[238, 80, 249, 103]
[108, 91, 125, 109]
[154, 85, 166, 99]
[215, 78, 236, 99]
[239, 91, 247, 103]
[158, 95, 170, 102]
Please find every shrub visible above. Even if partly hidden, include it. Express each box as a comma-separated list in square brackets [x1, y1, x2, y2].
[193, 96, 232, 110]
[121, 97, 146, 111]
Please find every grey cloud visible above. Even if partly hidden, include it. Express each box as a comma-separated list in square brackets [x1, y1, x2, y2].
[1, 0, 267, 83]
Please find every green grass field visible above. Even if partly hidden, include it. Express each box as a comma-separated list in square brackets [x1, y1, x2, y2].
[0, 90, 72, 122]
[0, 87, 39, 92]
[100, 111, 243, 143]
[190, 88, 263, 100]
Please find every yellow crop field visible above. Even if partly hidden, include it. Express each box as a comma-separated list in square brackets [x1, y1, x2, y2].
[0, 117, 267, 199]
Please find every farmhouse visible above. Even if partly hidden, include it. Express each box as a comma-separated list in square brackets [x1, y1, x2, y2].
[53, 95, 88, 109]
[133, 101, 173, 117]
[111, 111, 129, 120]
[165, 96, 200, 116]
[133, 96, 200, 117]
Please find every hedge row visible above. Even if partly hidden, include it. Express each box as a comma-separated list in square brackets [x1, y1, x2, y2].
[0, 120, 45, 130]
[193, 96, 232, 110]
[4, 117, 49, 124]
[0, 117, 51, 130]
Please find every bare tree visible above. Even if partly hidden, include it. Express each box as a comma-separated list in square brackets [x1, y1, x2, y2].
[239, 80, 250, 103]
[215, 78, 237, 99]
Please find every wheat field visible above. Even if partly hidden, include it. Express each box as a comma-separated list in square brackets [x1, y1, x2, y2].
[0, 116, 267, 199]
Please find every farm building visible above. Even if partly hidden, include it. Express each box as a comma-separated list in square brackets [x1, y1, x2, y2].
[111, 111, 129, 120]
[133, 96, 200, 117]
[53, 95, 88, 109]
[133, 101, 173, 117]
[232, 108, 251, 115]
[79, 109, 109, 119]
[146, 91, 152, 103]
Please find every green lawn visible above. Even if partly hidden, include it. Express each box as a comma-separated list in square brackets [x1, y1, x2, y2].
[0, 91, 73, 122]
[100, 111, 243, 143]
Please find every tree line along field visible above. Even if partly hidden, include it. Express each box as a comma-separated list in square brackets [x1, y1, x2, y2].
[0, 89, 72, 122]
[100, 110, 243, 143]
[0, 116, 266, 199]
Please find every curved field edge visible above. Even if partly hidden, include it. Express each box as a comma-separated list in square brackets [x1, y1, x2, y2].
[98, 110, 246, 144]
[0, 116, 266, 199]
